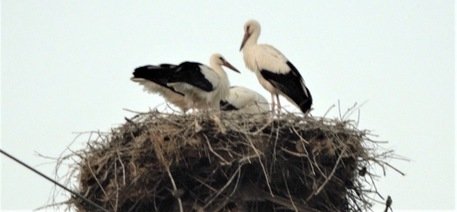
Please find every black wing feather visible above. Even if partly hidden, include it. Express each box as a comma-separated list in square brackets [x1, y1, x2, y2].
[220, 100, 239, 111]
[132, 64, 184, 95]
[167, 62, 214, 92]
[260, 61, 312, 113]
[133, 64, 177, 86]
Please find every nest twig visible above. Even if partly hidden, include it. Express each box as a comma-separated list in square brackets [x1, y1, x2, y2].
[59, 111, 401, 212]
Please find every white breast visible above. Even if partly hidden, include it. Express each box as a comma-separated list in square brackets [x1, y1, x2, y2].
[243, 44, 291, 74]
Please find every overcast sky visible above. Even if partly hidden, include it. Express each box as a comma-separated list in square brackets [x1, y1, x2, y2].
[1, 1, 455, 211]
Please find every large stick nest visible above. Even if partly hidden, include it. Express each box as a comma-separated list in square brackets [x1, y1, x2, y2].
[64, 111, 396, 211]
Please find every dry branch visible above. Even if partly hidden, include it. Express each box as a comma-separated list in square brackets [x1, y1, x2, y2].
[59, 111, 400, 212]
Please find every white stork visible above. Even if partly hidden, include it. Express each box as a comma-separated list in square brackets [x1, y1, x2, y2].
[131, 64, 191, 112]
[239, 19, 312, 114]
[220, 86, 269, 114]
[166, 53, 240, 111]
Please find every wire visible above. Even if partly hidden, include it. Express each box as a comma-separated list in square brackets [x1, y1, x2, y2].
[0, 148, 109, 212]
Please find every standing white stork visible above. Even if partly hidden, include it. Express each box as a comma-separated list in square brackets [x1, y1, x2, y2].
[239, 19, 312, 114]
[166, 53, 240, 111]
[220, 86, 269, 114]
[131, 64, 191, 112]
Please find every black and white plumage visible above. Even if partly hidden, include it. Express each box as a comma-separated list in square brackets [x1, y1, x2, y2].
[131, 64, 191, 112]
[166, 53, 240, 111]
[220, 86, 269, 114]
[240, 19, 312, 114]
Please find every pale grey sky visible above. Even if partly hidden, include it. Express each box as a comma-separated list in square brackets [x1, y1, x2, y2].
[1, 0, 455, 211]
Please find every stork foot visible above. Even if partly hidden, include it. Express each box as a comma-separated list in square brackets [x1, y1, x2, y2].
[194, 118, 202, 133]
[211, 113, 226, 134]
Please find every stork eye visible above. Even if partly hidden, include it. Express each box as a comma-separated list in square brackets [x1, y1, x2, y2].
[219, 57, 224, 61]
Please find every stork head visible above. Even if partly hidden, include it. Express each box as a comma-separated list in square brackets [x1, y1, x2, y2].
[210, 53, 240, 73]
[240, 19, 261, 51]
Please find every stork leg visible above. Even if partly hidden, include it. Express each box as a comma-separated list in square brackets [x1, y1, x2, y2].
[209, 101, 226, 133]
[276, 94, 281, 114]
[191, 102, 203, 132]
[270, 93, 276, 115]
[187, 99, 196, 114]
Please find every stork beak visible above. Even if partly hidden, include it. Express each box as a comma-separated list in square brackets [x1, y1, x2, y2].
[222, 60, 240, 73]
[239, 31, 251, 51]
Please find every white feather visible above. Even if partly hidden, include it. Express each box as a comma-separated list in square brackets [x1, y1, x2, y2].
[131, 78, 191, 112]
[240, 20, 312, 114]
[223, 86, 269, 114]
[167, 54, 231, 111]
[241, 20, 292, 95]
[243, 44, 290, 74]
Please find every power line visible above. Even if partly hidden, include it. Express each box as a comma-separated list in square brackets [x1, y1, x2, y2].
[0, 148, 109, 212]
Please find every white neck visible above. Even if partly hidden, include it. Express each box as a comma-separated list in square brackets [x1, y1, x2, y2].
[247, 31, 260, 47]
[210, 63, 229, 86]
[210, 63, 230, 100]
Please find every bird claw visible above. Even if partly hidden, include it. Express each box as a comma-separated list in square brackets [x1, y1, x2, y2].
[194, 119, 202, 133]
[211, 114, 226, 134]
